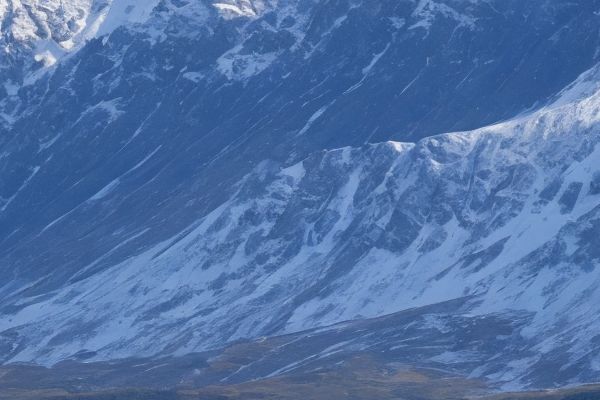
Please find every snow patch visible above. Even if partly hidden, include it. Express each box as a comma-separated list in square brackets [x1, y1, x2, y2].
[89, 178, 120, 201]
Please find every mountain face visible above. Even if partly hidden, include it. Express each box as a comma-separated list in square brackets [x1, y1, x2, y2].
[0, 0, 273, 100]
[4, 64, 600, 389]
[1, 0, 600, 392]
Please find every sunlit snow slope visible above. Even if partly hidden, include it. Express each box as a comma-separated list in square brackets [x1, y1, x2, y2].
[1, 0, 600, 390]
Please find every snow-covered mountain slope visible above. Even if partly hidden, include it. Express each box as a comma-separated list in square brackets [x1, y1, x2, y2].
[3, 61, 600, 388]
[1, 0, 598, 293]
[0, 0, 275, 54]
[0, 0, 159, 80]
[0, 0, 279, 96]
[2, 0, 600, 390]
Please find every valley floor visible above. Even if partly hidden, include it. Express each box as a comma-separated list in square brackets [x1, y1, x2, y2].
[2, 373, 600, 400]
